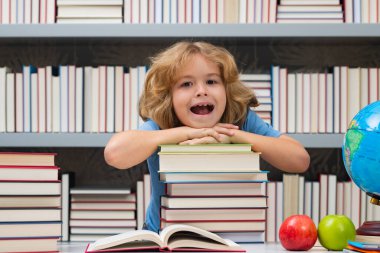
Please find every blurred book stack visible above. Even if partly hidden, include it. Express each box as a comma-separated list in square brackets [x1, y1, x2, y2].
[240, 73, 272, 125]
[0, 152, 61, 252]
[56, 0, 123, 24]
[69, 188, 136, 241]
[355, 221, 380, 244]
[158, 144, 268, 243]
[276, 0, 344, 23]
[345, 240, 380, 253]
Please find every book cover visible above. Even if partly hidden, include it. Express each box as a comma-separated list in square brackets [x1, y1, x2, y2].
[159, 152, 260, 172]
[159, 144, 253, 153]
[159, 171, 268, 183]
[0, 152, 56, 166]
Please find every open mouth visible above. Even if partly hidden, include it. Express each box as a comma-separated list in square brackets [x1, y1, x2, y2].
[190, 104, 215, 115]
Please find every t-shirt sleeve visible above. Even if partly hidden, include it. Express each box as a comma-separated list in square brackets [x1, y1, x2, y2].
[138, 119, 160, 131]
[243, 109, 281, 137]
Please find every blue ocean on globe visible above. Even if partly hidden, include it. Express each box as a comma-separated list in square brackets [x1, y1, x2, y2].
[342, 100, 380, 200]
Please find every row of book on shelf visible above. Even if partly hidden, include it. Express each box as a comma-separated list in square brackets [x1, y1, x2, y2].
[1, 147, 380, 252]
[271, 66, 380, 134]
[0, 66, 271, 133]
[3, 0, 380, 24]
[2, 65, 380, 134]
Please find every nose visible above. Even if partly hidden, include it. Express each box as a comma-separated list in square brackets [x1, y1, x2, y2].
[195, 83, 208, 97]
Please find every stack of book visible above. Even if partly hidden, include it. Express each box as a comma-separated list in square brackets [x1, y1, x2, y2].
[345, 240, 380, 253]
[158, 144, 268, 243]
[56, 0, 123, 24]
[69, 188, 137, 241]
[276, 0, 344, 23]
[240, 73, 272, 125]
[355, 221, 380, 243]
[0, 152, 61, 252]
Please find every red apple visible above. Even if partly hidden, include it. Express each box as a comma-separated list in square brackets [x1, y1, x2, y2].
[279, 215, 317, 251]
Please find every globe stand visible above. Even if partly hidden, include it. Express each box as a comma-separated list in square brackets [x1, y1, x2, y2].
[356, 196, 380, 238]
[370, 197, 380, 206]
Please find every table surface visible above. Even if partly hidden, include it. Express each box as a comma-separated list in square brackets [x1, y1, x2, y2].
[58, 242, 330, 253]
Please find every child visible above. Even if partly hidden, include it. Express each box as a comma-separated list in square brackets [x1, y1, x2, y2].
[104, 41, 310, 232]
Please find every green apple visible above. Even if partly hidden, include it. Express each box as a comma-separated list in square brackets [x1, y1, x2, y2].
[318, 215, 356, 251]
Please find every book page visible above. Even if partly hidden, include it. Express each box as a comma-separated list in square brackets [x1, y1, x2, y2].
[168, 238, 243, 251]
[87, 229, 164, 251]
[160, 224, 229, 247]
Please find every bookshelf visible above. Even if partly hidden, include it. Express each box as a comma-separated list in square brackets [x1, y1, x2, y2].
[0, 23, 375, 180]
[1, 22, 378, 246]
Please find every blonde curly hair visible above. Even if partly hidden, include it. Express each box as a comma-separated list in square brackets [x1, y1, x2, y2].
[139, 41, 258, 129]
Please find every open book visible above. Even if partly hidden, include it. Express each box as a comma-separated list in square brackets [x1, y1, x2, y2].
[85, 224, 245, 252]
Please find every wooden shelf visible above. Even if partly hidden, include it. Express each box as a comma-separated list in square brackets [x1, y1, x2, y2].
[0, 24, 379, 38]
[0, 133, 344, 148]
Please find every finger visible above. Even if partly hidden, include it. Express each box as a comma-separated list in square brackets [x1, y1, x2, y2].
[201, 128, 222, 141]
[179, 139, 200, 145]
[216, 123, 239, 129]
[213, 126, 236, 136]
[195, 136, 219, 144]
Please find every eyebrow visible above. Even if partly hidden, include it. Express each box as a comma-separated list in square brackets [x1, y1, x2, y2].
[178, 73, 221, 79]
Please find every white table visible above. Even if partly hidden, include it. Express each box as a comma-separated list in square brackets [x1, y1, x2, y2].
[58, 242, 330, 253]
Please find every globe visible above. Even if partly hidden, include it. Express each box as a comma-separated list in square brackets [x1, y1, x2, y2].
[342, 100, 380, 202]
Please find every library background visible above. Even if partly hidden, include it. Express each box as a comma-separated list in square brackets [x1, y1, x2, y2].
[0, 0, 380, 252]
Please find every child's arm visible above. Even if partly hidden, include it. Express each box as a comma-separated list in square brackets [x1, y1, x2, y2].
[230, 130, 310, 173]
[104, 124, 237, 169]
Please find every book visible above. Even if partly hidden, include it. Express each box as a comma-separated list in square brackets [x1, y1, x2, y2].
[160, 220, 266, 232]
[165, 182, 266, 196]
[57, 5, 122, 18]
[161, 196, 267, 209]
[71, 202, 136, 210]
[0, 152, 56, 166]
[0, 221, 62, 237]
[159, 144, 253, 153]
[71, 193, 136, 202]
[161, 207, 266, 221]
[357, 221, 380, 236]
[85, 224, 245, 252]
[159, 153, 260, 172]
[70, 210, 135, 219]
[347, 241, 380, 253]
[57, 0, 123, 5]
[0, 195, 61, 207]
[216, 231, 265, 243]
[159, 171, 268, 183]
[0, 208, 61, 222]
[70, 188, 131, 195]
[70, 219, 137, 227]
[0, 181, 61, 195]
[355, 235, 380, 244]
[71, 226, 135, 235]
[0, 237, 59, 252]
[0, 165, 59, 180]
[348, 241, 380, 250]
[280, 0, 340, 4]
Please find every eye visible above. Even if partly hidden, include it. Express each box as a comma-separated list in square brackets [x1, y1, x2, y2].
[206, 79, 217, 85]
[180, 81, 192, 88]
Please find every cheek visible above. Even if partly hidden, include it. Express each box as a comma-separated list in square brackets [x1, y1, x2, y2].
[172, 93, 188, 117]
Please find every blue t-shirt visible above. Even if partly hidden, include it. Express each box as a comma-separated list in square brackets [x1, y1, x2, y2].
[138, 109, 281, 232]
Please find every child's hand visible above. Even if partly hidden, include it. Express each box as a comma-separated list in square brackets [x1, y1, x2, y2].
[183, 123, 238, 143]
[179, 134, 231, 145]
[212, 123, 239, 136]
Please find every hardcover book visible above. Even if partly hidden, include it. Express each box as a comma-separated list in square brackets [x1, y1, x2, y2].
[0, 152, 56, 166]
[159, 144, 253, 153]
[85, 224, 245, 252]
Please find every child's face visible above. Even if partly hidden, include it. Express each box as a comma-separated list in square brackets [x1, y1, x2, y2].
[171, 54, 226, 128]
